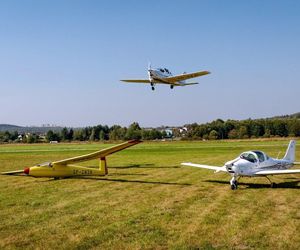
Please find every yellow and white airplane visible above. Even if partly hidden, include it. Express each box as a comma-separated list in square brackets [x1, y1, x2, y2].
[121, 64, 210, 91]
[1, 140, 141, 179]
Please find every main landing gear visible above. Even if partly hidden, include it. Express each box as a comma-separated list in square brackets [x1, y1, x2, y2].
[265, 176, 276, 188]
[170, 85, 174, 89]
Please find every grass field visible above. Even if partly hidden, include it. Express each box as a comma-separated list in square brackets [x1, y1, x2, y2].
[0, 140, 299, 249]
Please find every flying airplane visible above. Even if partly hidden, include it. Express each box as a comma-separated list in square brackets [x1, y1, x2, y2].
[1, 140, 141, 179]
[182, 140, 300, 190]
[121, 64, 210, 91]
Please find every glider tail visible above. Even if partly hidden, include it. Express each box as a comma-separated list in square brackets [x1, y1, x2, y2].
[283, 140, 296, 162]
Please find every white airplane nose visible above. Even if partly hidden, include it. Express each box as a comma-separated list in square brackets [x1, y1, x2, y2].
[231, 164, 238, 173]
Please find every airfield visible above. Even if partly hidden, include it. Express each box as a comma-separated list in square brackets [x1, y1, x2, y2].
[0, 140, 299, 249]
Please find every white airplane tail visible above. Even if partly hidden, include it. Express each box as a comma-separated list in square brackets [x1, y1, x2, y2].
[283, 140, 296, 162]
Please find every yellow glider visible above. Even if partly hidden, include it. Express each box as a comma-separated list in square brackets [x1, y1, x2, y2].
[1, 140, 141, 178]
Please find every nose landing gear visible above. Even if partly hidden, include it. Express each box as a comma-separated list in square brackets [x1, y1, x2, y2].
[151, 82, 155, 91]
[230, 176, 238, 190]
[170, 85, 174, 89]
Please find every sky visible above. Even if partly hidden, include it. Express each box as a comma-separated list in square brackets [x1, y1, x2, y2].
[0, 0, 299, 127]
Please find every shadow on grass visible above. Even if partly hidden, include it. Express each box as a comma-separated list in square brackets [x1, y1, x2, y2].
[205, 179, 300, 189]
[109, 164, 180, 169]
[69, 176, 190, 186]
[108, 173, 148, 176]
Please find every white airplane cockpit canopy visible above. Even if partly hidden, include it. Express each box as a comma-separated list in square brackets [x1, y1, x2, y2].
[240, 151, 270, 163]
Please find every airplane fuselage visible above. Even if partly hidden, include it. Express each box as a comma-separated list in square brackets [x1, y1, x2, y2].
[148, 68, 174, 84]
[226, 157, 293, 177]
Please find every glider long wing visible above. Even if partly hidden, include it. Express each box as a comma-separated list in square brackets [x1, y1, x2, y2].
[53, 140, 141, 165]
[1, 170, 25, 175]
[254, 169, 300, 175]
[166, 71, 210, 83]
[181, 162, 227, 172]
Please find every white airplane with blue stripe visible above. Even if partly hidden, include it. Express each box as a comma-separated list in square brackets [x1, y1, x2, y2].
[182, 140, 300, 190]
[121, 64, 210, 91]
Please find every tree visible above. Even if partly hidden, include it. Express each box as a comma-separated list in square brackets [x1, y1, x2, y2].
[61, 127, 69, 141]
[99, 130, 105, 141]
[73, 129, 84, 141]
[238, 126, 248, 139]
[46, 130, 54, 142]
[125, 122, 142, 140]
[208, 130, 218, 140]
[27, 134, 39, 143]
[228, 129, 238, 139]
[89, 129, 95, 141]
[67, 128, 74, 141]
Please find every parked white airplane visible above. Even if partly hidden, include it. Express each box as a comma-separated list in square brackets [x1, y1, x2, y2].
[182, 140, 300, 190]
[121, 64, 210, 90]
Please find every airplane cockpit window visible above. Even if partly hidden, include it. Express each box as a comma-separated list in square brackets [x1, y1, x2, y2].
[253, 151, 265, 162]
[37, 162, 52, 167]
[165, 68, 169, 73]
[159, 68, 164, 73]
[240, 152, 257, 163]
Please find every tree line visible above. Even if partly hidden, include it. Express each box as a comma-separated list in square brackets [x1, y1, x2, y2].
[181, 118, 300, 140]
[0, 118, 299, 143]
[0, 122, 167, 143]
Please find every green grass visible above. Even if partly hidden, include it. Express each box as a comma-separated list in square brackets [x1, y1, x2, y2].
[0, 140, 299, 249]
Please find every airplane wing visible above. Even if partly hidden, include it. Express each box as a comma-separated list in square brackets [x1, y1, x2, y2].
[181, 162, 227, 172]
[179, 82, 199, 86]
[120, 79, 150, 83]
[52, 140, 141, 165]
[1, 170, 25, 175]
[254, 169, 300, 175]
[166, 71, 210, 83]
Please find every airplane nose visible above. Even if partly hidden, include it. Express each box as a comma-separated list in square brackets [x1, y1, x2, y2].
[24, 167, 30, 175]
[231, 164, 238, 173]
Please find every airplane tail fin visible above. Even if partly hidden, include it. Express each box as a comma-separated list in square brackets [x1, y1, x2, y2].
[283, 140, 296, 162]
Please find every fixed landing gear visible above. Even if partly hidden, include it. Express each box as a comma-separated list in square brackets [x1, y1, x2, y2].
[151, 82, 155, 91]
[265, 176, 276, 188]
[230, 176, 238, 190]
[170, 85, 174, 89]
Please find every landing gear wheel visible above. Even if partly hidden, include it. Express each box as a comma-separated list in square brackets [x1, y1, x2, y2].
[151, 86, 155, 91]
[170, 85, 174, 89]
[230, 177, 238, 190]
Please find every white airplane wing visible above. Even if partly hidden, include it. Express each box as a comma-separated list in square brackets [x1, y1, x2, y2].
[166, 71, 210, 83]
[181, 162, 227, 172]
[120, 79, 150, 83]
[254, 169, 300, 175]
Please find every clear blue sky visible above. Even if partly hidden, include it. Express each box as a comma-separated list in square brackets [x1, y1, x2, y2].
[0, 0, 299, 127]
